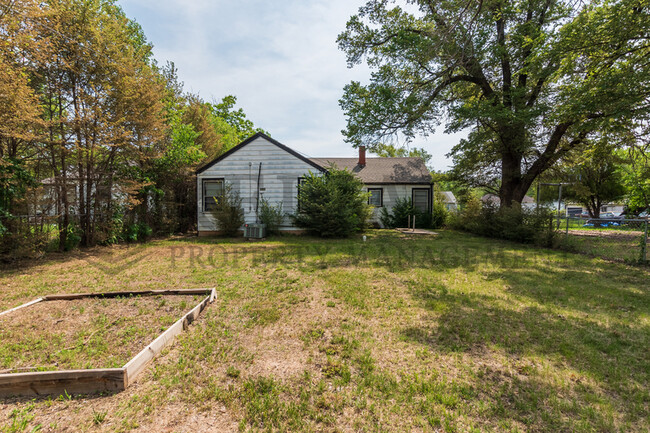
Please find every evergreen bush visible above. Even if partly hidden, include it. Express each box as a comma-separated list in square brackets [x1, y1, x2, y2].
[291, 168, 371, 237]
[259, 198, 284, 235]
[210, 183, 245, 236]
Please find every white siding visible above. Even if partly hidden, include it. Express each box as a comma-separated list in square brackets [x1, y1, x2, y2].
[364, 184, 431, 227]
[197, 137, 321, 232]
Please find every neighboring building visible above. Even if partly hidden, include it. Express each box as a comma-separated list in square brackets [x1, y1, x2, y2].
[600, 203, 625, 214]
[481, 193, 536, 210]
[565, 203, 625, 216]
[195, 133, 432, 235]
[31, 176, 125, 217]
[439, 191, 457, 211]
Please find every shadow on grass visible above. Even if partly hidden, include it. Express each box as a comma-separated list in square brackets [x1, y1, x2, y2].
[402, 278, 649, 431]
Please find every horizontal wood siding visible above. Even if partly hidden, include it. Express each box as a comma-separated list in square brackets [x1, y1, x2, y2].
[365, 184, 432, 227]
[197, 137, 320, 232]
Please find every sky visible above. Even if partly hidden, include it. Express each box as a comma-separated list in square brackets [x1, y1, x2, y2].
[119, 0, 466, 171]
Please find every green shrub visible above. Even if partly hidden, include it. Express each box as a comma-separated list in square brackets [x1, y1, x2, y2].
[0, 217, 52, 259]
[431, 198, 448, 229]
[291, 167, 372, 237]
[448, 198, 555, 245]
[99, 211, 124, 245]
[64, 223, 82, 251]
[258, 198, 284, 235]
[380, 196, 447, 229]
[380, 197, 415, 228]
[137, 222, 153, 240]
[210, 183, 245, 236]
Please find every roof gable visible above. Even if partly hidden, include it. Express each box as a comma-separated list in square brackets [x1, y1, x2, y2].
[196, 132, 326, 174]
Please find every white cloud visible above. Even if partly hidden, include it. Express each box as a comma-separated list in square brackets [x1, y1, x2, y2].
[119, 0, 464, 171]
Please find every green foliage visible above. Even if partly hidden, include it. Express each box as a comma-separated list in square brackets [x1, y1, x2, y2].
[620, 148, 650, 213]
[64, 224, 82, 251]
[210, 183, 245, 237]
[431, 198, 448, 230]
[558, 144, 626, 217]
[380, 195, 446, 229]
[291, 168, 372, 237]
[338, 0, 650, 206]
[380, 197, 416, 229]
[371, 143, 433, 169]
[208, 96, 269, 152]
[0, 158, 35, 235]
[122, 222, 152, 243]
[99, 211, 125, 245]
[449, 199, 555, 245]
[1, 2, 265, 255]
[258, 198, 284, 235]
[162, 111, 205, 169]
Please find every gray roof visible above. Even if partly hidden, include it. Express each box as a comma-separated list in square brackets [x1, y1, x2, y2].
[440, 191, 457, 204]
[309, 157, 431, 184]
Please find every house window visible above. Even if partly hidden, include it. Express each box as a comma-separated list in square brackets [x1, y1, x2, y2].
[412, 188, 430, 213]
[203, 179, 224, 212]
[368, 188, 383, 207]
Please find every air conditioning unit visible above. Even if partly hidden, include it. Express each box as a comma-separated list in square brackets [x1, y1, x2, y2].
[244, 223, 266, 239]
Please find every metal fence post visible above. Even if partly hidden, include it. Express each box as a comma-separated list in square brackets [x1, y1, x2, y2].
[641, 221, 648, 263]
[566, 216, 570, 238]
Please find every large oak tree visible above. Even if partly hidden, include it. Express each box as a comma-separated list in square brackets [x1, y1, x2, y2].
[338, 0, 650, 206]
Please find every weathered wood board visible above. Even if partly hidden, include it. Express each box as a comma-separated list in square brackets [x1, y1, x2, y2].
[0, 288, 216, 398]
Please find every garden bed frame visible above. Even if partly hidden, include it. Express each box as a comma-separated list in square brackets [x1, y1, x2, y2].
[0, 288, 216, 398]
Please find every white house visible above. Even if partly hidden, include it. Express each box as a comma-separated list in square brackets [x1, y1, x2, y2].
[195, 133, 432, 235]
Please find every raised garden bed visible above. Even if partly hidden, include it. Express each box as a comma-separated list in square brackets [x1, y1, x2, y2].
[0, 288, 215, 397]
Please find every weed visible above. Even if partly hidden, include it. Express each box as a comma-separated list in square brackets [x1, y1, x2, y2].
[1, 230, 648, 432]
[226, 366, 240, 379]
[92, 410, 107, 425]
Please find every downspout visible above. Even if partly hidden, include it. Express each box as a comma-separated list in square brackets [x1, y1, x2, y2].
[256, 162, 262, 223]
[248, 162, 252, 213]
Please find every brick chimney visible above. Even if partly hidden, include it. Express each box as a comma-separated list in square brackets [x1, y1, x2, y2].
[358, 146, 366, 167]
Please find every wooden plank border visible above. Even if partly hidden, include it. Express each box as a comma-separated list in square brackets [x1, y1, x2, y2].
[123, 290, 215, 385]
[0, 288, 216, 398]
[0, 298, 44, 318]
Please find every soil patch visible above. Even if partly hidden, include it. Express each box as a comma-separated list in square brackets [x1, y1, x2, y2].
[0, 294, 202, 371]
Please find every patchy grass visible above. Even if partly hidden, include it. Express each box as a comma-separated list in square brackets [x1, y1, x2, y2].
[0, 230, 648, 432]
[0, 294, 203, 371]
[560, 231, 647, 263]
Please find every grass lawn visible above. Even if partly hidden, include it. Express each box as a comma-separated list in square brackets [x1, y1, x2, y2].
[0, 295, 203, 371]
[0, 230, 648, 432]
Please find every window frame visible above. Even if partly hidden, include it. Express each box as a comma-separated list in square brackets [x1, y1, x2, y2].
[411, 187, 432, 213]
[202, 178, 225, 213]
[367, 188, 383, 207]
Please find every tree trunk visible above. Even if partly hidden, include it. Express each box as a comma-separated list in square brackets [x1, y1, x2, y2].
[499, 151, 527, 207]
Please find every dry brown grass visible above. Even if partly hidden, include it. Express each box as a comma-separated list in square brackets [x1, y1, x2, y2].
[0, 295, 201, 371]
[0, 231, 648, 432]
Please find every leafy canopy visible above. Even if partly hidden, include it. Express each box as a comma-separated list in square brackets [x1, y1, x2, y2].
[338, 0, 650, 206]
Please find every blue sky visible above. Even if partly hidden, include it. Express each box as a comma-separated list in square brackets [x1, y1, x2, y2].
[119, 0, 465, 171]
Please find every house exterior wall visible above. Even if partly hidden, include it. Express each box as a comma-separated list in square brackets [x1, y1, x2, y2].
[364, 184, 432, 227]
[196, 136, 321, 233]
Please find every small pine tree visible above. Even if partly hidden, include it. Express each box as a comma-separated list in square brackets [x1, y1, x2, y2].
[259, 198, 284, 235]
[291, 167, 372, 237]
[210, 183, 245, 236]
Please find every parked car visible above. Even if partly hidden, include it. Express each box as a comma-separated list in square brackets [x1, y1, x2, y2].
[585, 212, 625, 227]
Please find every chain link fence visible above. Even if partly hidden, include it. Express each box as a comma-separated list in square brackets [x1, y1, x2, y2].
[557, 216, 649, 264]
